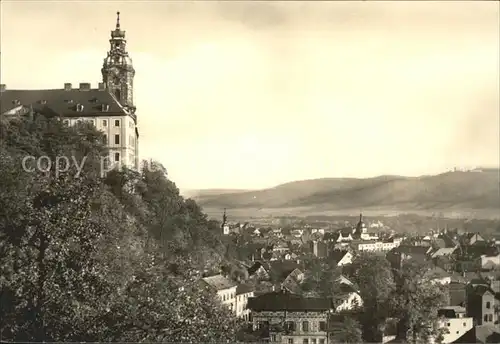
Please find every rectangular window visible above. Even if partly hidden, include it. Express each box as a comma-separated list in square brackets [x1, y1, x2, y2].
[311, 339, 316, 344]
[287, 339, 293, 344]
[103, 119, 107, 126]
[114, 152, 120, 162]
[319, 321, 327, 331]
[103, 135, 108, 145]
[115, 119, 120, 127]
[302, 321, 309, 332]
[115, 134, 120, 145]
[486, 302, 491, 309]
[271, 334, 276, 342]
[484, 315, 488, 322]
[303, 339, 308, 344]
[489, 314, 493, 322]
[319, 340, 325, 344]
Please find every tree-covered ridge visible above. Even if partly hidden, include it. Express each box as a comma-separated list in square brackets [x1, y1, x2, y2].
[0, 115, 239, 341]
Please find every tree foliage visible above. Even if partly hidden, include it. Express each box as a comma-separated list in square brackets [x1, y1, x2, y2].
[329, 314, 363, 344]
[0, 115, 239, 341]
[300, 257, 343, 301]
[390, 260, 448, 344]
[349, 251, 448, 344]
[349, 252, 395, 343]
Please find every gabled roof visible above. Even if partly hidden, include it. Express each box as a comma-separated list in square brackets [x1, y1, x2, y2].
[437, 234, 458, 248]
[393, 245, 431, 256]
[268, 261, 302, 281]
[475, 324, 500, 343]
[431, 247, 457, 258]
[424, 266, 451, 280]
[0, 87, 134, 121]
[281, 277, 302, 294]
[201, 274, 236, 291]
[329, 250, 350, 264]
[247, 291, 332, 312]
[236, 283, 254, 295]
[452, 326, 480, 343]
[438, 306, 466, 318]
[247, 261, 269, 276]
[469, 284, 495, 297]
[448, 282, 467, 306]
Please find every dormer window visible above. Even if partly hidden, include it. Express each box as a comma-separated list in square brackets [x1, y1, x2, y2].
[12, 99, 20, 105]
[39, 100, 47, 104]
[76, 104, 84, 112]
[101, 104, 110, 112]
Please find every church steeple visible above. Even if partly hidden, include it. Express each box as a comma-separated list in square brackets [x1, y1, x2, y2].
[102, 11, 135, 111]
[222, 208, 228, 226]
[115, 11, 121, 30]
[221, 208, 230, 235]
[355, 212, 367, 235]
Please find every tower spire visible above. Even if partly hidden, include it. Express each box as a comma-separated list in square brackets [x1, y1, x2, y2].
[116, 11, 121, 30]
[102, 11, 135, 108]
[222, 208, 227, 224]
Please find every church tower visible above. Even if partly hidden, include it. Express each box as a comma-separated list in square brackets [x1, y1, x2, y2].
[102, 12, 136, 111]
[222, 208, 230, 235]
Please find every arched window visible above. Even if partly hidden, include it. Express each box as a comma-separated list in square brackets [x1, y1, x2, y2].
[114, 89, 121, 100]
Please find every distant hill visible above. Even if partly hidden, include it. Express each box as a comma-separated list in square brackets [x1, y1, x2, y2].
[193, 170, 500, 217]
[182, 188, 252, 199]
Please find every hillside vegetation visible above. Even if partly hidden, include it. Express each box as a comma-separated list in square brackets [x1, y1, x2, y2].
[0, 114, 239, 341]
[194, 172, 500, 213]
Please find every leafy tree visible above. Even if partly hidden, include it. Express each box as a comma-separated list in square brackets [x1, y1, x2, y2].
[390, 260, 448, 343]
[0, 115, 240, 341]
[349, 252, 395, 343]
[329, 314, 363, 343]
[300, 258, 343, 302]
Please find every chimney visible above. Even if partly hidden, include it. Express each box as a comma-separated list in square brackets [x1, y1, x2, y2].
[0, 84, 6, 92]
[98, 82, 105, 91]
[79, 83, 91, 91]
[64, 83, 72, 91]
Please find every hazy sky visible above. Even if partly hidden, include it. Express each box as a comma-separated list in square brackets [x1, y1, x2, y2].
[1, 1, 499, 190]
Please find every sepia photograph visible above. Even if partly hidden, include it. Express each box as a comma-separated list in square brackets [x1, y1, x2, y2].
[0, 1, 499, 343]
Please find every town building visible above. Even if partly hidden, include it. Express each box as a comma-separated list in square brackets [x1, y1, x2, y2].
[236, 284, 255, 321]
[350, 238, 400, 252]
[436, 306, 474, 343]
[309, 240, 328, 258]
[0, 12, 139, 170]
[466, 284, 499, 326]
[334, 283, 363, 312]
[200, 274, 237, 314]
[329, 250, 353, 267]
[248, 290, 332, 344]
[221, 208, 230, 235]
[353, 213, 379, 241]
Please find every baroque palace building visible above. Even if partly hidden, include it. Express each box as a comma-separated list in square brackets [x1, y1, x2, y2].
[0, 12, 139, 170]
